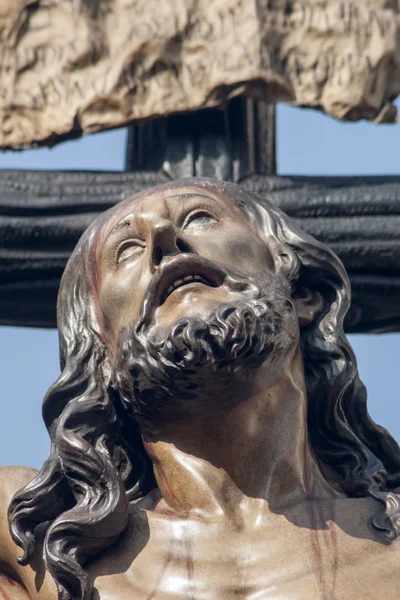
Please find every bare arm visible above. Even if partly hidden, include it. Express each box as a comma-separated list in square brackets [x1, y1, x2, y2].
[0, 466, 56, 600]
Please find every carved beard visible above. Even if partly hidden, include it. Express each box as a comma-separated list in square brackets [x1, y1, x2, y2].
[113, 291, 297, 421]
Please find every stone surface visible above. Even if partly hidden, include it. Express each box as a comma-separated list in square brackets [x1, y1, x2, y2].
[1, 0, 400, 148]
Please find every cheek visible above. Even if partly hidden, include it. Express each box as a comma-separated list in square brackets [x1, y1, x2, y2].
[99, 268, 150, 338]
[192, 228, 271, 276]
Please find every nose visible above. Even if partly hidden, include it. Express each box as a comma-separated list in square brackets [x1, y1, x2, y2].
[150, 218, 192, 271]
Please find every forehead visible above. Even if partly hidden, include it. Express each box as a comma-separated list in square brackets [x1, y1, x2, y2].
[99, 183, 242, 240]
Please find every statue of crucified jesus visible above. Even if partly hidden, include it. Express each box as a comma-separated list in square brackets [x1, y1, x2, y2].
[1, 179, 399, 600]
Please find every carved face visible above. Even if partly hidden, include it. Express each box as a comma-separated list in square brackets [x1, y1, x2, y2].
[98, 182, 279, 346]
[93, 181, 307, 421]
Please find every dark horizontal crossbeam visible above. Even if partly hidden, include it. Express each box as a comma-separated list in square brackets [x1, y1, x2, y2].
[1, 169, 400, 333]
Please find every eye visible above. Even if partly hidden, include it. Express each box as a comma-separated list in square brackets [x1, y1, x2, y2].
[183, 211, 218, 229]
[116, 239, 145, 264]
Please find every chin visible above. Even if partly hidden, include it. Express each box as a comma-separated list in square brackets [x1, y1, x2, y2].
[151, 291, 238, 340]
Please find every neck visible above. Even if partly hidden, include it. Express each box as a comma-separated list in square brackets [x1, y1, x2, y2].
[140, 350, 337, 518]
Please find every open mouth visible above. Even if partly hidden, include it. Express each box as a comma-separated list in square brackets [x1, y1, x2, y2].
[136, 254, 262, 333]
[139, 254, 225, 325]
[161, 273, 215, 305]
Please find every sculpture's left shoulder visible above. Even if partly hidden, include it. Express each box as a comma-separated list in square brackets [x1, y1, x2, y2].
[328, 495, 400, 546]
[325, 497, 400, 591]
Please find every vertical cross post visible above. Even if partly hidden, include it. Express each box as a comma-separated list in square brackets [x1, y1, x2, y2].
[125, 98, 276, 180]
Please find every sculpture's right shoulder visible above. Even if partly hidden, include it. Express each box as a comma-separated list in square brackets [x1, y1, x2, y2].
[0, 465, 38, 495]
[0, 466, 38, 561]
[0, 465, 38, 512]
[0, 467, 57, 599]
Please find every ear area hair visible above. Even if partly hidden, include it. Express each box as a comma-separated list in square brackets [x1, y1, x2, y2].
[292, 286, 324, 327]
[267, 236, 301, 282]
[266, 237, 323, 327]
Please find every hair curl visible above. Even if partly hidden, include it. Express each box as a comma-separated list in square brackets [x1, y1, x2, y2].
[8, 179, 400, 600]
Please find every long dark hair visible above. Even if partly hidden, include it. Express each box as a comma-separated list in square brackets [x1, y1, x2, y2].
[8, 179, 400, 600]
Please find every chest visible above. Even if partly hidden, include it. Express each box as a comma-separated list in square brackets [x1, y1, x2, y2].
[91, 512, 400, 600]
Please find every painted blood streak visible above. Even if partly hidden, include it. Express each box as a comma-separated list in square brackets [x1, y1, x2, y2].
[308, 500, 338, 600]
[0, 573, 28, 600]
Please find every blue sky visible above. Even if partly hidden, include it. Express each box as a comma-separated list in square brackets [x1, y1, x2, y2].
[0, 103, 399, 468]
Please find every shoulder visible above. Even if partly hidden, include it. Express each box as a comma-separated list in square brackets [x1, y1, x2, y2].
[0, 466, 38, 567]
[0, 466, 38, 525]
[0, 466, 38, 500]
[0, 465, 38, 512]
[0, 466, 57, 599]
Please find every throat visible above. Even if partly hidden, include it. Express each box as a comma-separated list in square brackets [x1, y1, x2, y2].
[140, 352, 338, 519]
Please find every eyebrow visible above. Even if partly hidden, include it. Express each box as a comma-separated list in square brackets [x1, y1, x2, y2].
[109, 219, 133, 236]
[165, 192, 215, 201]
[106, 192, 220, 239]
